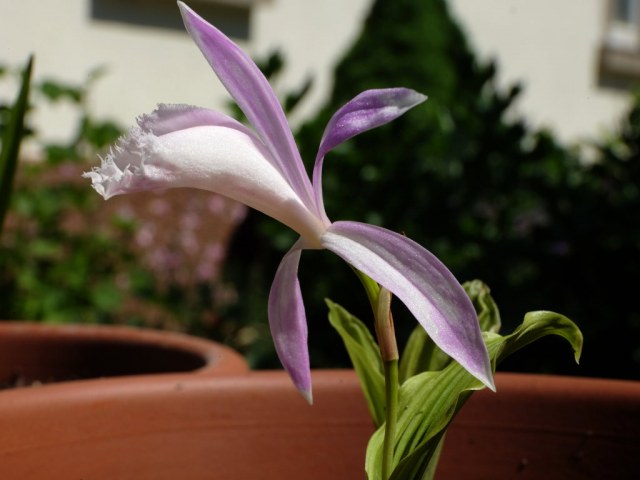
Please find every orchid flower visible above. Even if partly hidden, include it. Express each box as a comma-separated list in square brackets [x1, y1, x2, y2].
[84, 1, 494, 402]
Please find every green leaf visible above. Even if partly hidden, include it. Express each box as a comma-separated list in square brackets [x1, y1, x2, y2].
[91, 280, 123, 311]
[326, 299, 386, 426]
[38, 79, 83, 103]
[493, 310, 583, 365]
[463, 279, 501, 333]
[398, 326, 450, 383]
[419, 434, 446, 480]
[351, 267, 382, 313]
[0, 55, 33, 234]
[366, 310, 582, 480]
[28, 239, 62, 259]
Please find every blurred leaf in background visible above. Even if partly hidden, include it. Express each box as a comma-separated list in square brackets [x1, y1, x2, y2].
[0, 55, 33, 235]
[0, 62, 240, 343]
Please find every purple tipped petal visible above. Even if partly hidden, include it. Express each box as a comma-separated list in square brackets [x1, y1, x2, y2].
[178, 2, 315, 211]
[312, 88, 426, 218]
[268, 239, 313, 403]
[321, 221, 494, 390]
[317, 88, 427, 159]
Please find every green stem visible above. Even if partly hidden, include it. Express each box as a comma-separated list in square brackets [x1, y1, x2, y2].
[382, 358, 399, 480]
[351, 267, 399, 478]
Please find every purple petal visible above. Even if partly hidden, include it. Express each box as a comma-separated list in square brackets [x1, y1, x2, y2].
[321, 221, 495, 390]
[268, 239, 313, 403]
[317, 88, 427, 159]
[137, 103, 252, 136]
[312, 88, 426, 218]
[178, 2, 316, 211]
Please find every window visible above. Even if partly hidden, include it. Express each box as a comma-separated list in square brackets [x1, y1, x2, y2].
[599, 0, 640, 85]
[607, 0, 640, 49]
[91, 0, 263, 39]
[613, 0, 638, 22]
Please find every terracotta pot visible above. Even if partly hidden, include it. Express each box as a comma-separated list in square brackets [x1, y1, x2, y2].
[0, 323, 638, 479]
[439, 372, 640, 479]
[0, 321, 248, 386]
[0, 322, 370, 479]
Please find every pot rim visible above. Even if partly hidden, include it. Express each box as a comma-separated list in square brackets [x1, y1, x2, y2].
[0, 321, 249, 394]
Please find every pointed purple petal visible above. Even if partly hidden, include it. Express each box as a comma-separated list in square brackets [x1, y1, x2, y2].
[178, 2, 315, 211]
[317, 88, 427, 160]
[312, 88, 426, 218]
[321, 221, 495, 390]
[268, 239, 313, 403]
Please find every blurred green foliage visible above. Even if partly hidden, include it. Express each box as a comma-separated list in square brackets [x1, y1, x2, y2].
[0, 63, 248, 350]
[224, 0, 639, 378]
[0, 63, 132, 324]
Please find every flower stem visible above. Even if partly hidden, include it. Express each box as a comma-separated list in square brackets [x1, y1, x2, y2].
[382, 358, 399, 480]
[375, 287, 399, 479]
[351, 268, 400, 478]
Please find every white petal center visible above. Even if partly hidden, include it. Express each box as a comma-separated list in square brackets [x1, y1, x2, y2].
[85, 125, 327, 244]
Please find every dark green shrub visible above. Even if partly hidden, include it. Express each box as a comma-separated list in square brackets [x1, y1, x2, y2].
[225, 0, 639, 378]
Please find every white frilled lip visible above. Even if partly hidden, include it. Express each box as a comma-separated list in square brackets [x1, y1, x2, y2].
[83, 104, 329, 246]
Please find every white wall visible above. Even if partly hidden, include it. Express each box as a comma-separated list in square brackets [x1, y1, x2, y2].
[0, 0, 633, 154]
[449, 0, 631, 143]
[0, 0, 370, 151]
[251, 0, 372, 124]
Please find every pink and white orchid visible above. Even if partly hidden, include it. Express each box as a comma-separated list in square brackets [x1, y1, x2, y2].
[84, 1, 494, 402]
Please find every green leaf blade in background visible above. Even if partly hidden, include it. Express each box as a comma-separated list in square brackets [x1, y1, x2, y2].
[0, 55, 33, 234]
[464, 279, 501, 334]
[398, 326, 449, 383]
[326, 299, 386, 427]
[493, 310, 583, 365]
